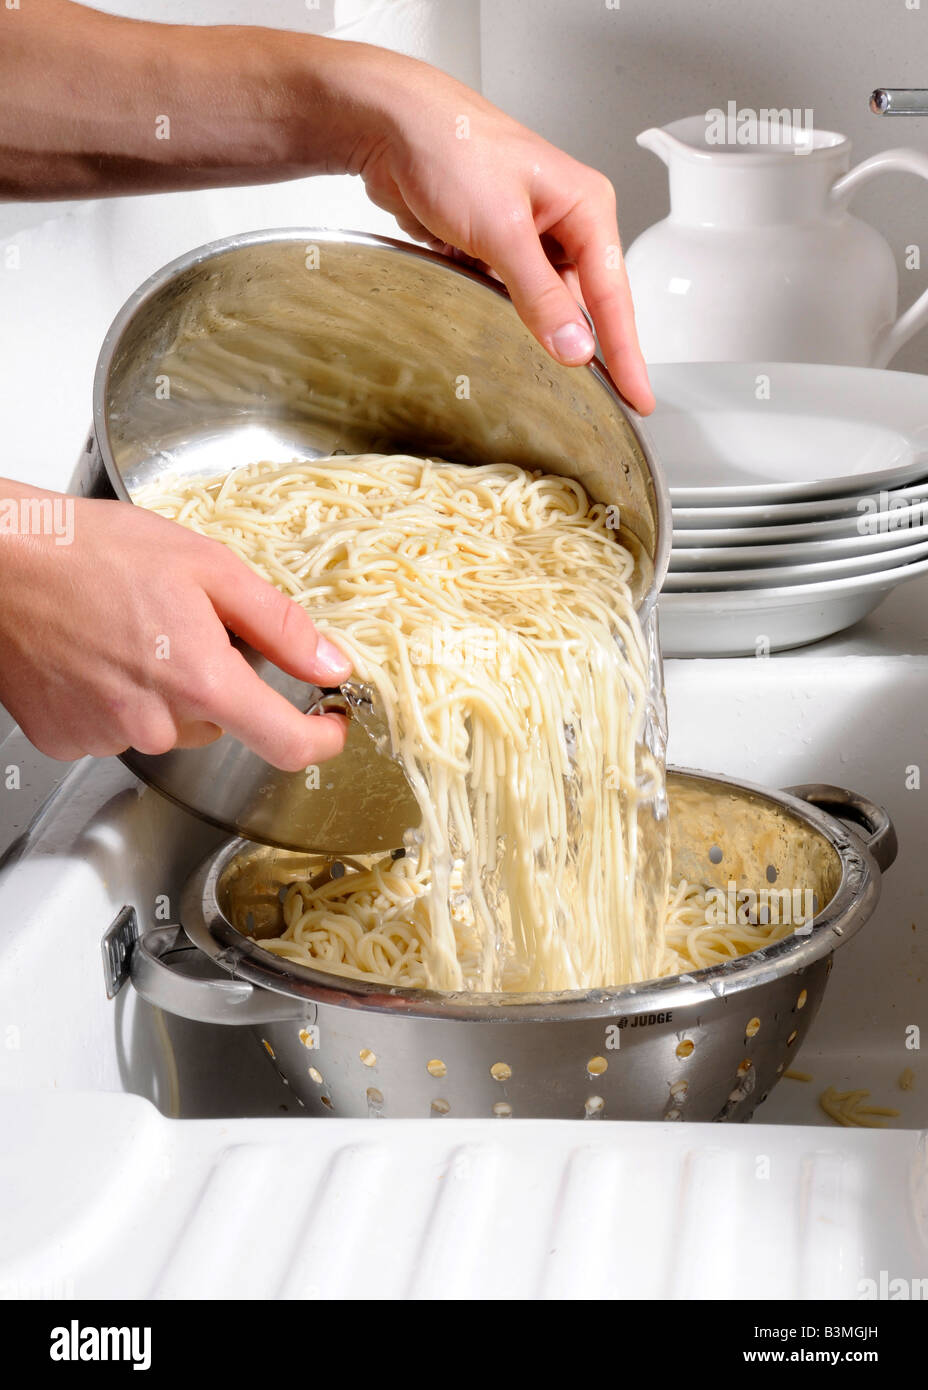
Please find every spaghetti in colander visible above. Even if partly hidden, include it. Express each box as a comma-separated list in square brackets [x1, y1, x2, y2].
[249, 858, 811, 988]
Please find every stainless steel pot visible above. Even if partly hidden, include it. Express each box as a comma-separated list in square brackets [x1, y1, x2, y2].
[76, 229, 671, 855]
[129, 769, 896, 1122]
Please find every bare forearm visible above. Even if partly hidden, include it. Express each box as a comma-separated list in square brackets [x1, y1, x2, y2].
[0, 0, 398, 198]
[0, 3, 656, 413]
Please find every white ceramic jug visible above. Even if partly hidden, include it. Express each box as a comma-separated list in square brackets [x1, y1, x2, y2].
[625, 115, 928, 367]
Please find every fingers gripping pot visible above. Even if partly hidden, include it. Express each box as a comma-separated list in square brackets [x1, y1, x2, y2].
[79, 228, 671, 856]
[129, 770, 897, 1122]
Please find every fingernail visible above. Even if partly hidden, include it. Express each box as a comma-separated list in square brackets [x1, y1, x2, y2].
[315, 635, 352, 682]
[551, 321, 595, 364]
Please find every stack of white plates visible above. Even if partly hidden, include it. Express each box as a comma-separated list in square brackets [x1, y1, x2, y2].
[645, 363, 928, 656]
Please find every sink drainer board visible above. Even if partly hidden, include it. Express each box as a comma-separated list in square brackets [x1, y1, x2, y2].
[129, 768, 895, 1121]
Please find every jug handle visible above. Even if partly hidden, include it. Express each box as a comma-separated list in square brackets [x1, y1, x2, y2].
[830, 147, 928, 366]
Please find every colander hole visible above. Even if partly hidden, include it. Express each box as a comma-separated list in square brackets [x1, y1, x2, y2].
[796, 989, 808, 1010]
[676, 1039, 695, 1059]
[493, 1102, 513, 1118]
[366, 1087, 384, 1106]
[587, 1055, 608, 1076]
[359, 1048, 377, 1067]
[427, 1058, 447, 1078]
[308, 1067, 323, 1084]
[298, 1028, 316, 1049]
[670, 1080, 688, 1099]
[786, 1029, 798, 1046]
[320, 1096, 333, 1109]
[776, 1062, 785, 1074]
[584, 1095, 605, 1118]
[708, 844, 723, 865]
[261, 1039, 276, 1059]
[825, 957, 833, 975]
[431, 1098, 451, 1116]
[766, 864, 778, 883]
[737, 1059, 753, 1077]
[745, 1017, 761, 1038]
[490, 1062, 512, 1082]
[664, 1109, 682, 1122]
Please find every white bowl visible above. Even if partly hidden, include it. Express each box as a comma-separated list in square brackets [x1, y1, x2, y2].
[664, 535, 928, 592]
[670, 523, 928, 570]
[647, 362, 928, 505]
[671, 476, 928, 528]
[658, 555, 928, 656]
[669, 517, 928, 564]
[673, 498, 928, 545]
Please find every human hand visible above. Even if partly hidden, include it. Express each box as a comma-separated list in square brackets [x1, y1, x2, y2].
[347, 53, 655, 414]
[0, 484, 351, 769]
[0, 11, 653, 414]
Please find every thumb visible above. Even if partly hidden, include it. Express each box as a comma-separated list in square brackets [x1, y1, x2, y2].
[489, 226, 596, 368]
[204, 552, 352, 687]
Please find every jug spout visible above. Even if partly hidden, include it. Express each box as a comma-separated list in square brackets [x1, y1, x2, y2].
[636, 126, 685, 168]
[634, 115, 848, 228]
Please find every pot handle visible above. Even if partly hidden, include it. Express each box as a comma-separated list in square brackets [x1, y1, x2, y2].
[784, 784, 898, 873]
[129, 924, 305, 1025]
[830, 148, 928, 366]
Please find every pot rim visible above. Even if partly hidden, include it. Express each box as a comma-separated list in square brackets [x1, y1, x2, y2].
[179, 766, 885, 1024]
[91, 226, 671, 621]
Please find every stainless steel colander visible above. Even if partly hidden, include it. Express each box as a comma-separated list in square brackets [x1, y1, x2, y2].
[129, 768, 895, 1122]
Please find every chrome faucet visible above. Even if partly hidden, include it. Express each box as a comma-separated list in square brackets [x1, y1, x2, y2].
[871, 89, 928, 115]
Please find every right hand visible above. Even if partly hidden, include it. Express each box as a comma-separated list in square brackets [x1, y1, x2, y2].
[342, 46, 655, 414]
[0, 484, 351, 770]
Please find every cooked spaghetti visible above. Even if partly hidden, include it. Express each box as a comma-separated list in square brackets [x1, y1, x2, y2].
[659, 878, 808, 975]
[138, 454, 669, 992]
[818, 1086, 900, 1128]
[259, 854, 482, 990]
[252, 859, 812, 989]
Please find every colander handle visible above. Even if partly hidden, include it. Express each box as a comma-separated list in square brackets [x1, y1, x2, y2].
[129, 925, 305, 1025]
[784, 784, 898, 873]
